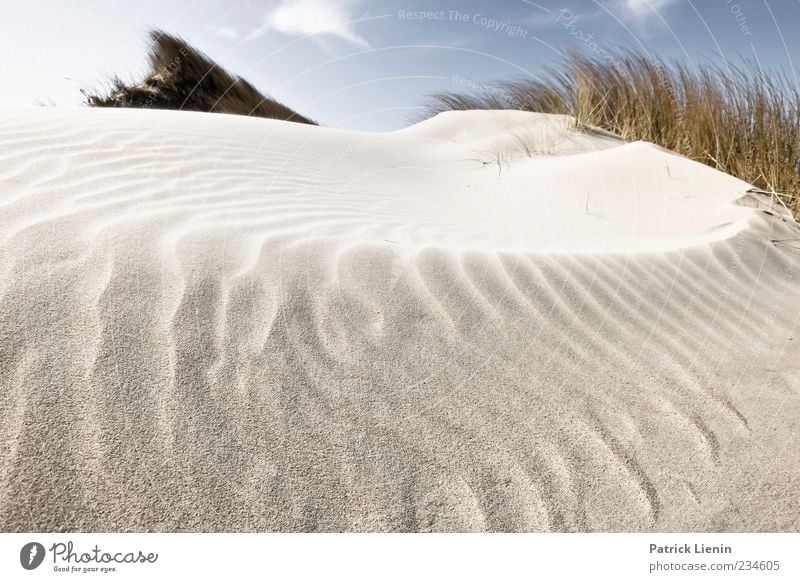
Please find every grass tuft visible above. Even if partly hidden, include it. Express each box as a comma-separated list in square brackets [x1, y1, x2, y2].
[426, 52, 800, 217]
[84, 29, 316, 125]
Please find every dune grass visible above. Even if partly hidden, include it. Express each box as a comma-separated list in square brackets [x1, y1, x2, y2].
[85, 29, 316, 125]
[427, 52, 800, 218]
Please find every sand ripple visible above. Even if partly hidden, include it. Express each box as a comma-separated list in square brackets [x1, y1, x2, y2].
[0, 108, 799, 531]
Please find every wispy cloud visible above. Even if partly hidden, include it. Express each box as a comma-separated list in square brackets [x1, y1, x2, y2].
[622, 0, 679, 17]
[249, 0, 368, 46]
[207, 25, 239, 40]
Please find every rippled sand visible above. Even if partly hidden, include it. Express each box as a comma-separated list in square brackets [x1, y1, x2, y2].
[0, 108, 798, 531]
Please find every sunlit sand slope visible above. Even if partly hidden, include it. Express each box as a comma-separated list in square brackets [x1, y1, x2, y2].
[0, 108, 798, 531]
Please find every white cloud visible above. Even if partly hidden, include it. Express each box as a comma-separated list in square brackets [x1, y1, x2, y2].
[250, 0, 368, 46]
[207, 25, 239, 40]
[623, 0, 678, 16]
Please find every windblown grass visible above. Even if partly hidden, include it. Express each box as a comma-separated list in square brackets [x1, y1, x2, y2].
[427, 52, 800, 217]
[85, 29, 316, 125]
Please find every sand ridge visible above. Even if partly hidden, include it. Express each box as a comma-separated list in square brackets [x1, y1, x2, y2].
[0, 107, 798, 531]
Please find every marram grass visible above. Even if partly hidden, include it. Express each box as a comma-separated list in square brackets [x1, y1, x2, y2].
[427, 52, 800, 218]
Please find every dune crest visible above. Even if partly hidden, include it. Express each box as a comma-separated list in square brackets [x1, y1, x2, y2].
[0, 107, 798, 532]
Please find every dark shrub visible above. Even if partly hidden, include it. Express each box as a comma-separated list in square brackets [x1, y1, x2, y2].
[86, 29, 316, 125]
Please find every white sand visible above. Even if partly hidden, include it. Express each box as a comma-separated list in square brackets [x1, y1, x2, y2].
[0, 107, 798, 532]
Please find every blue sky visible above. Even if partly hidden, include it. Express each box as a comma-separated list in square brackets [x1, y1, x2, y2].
[1, 0, 798, 131]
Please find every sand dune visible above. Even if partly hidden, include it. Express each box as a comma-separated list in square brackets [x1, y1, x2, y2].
[0, 107, 798, 531]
